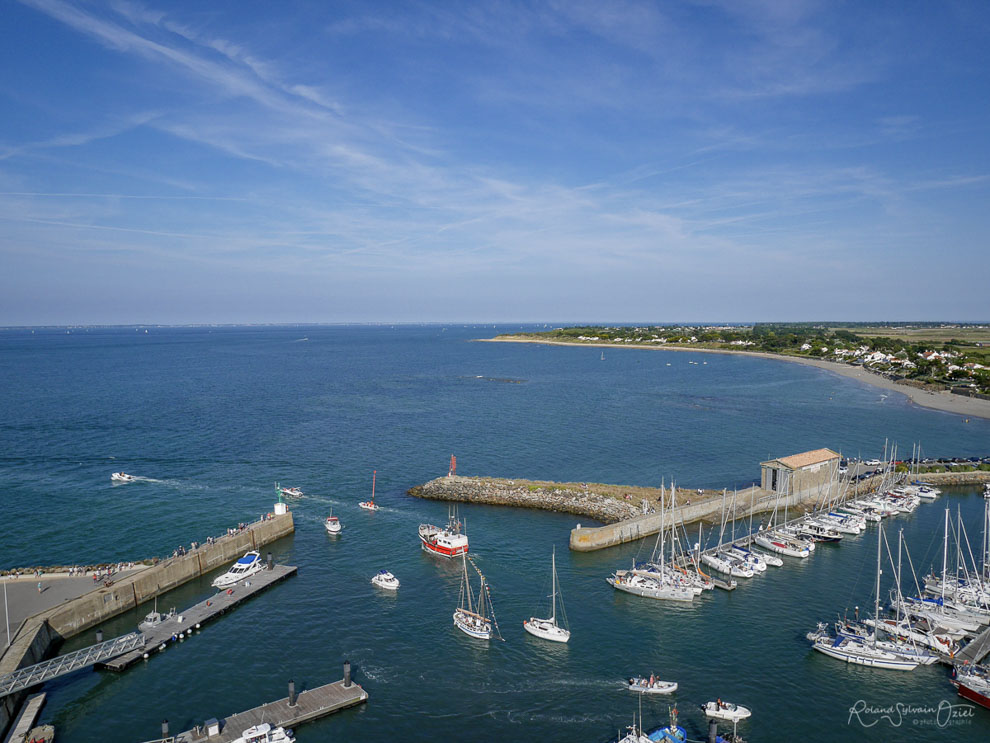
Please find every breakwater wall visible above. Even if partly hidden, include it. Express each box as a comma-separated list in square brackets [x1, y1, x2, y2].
[44, 511, 294, 639]
[409, 476, 644, 523]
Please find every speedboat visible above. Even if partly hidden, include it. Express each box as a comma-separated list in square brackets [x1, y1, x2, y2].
[627, 676, 677, 694]
[371, 569, 399, 590]
[212, 551, 263, 588]
[111, 472, 137, 483]
[279, 486, 303, 498]
[233, 723, 294, 743]
[325, 510, 342, 535]
[702, 700, 752, 722]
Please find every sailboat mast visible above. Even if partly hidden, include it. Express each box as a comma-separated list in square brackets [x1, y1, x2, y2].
[659, 484, 666, 579]
[372, 470, 377, 502]
[896, 529, 903, 621]
[941, 509, 949, 605]
[462, 553, 473, 613]
[874, 524, 882, 650]
[550, 547, 557, 624]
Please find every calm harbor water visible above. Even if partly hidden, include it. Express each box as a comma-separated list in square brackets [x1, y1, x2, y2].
[1, 325, 989, 742]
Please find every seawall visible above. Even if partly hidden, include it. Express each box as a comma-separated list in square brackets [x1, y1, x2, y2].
[43, 511, 295, 638]
[409, 476, 654, 523]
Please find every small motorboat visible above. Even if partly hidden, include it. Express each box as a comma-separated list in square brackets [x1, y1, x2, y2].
[325, 510, 342, 535]
[111, 472, 137, 483]
[212, 551, 264, 588]
[279, 486, 303, 498]
[627, 676, 677, 695]
[233, 722, 294, 743]
[703, 700, 752, 722]
[138, 600, 177, 631]
[371, 569, 399, 590]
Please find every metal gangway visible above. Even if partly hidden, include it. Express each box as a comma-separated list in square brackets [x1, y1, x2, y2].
[0, 631, 145, 697]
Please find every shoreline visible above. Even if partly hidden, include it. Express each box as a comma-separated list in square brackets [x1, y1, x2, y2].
[478, 336, 990, 421]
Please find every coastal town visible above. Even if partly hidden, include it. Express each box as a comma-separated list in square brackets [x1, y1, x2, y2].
[493, 322, 990, 398]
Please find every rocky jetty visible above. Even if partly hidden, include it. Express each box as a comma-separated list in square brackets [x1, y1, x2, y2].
[408, 475, 643, 524]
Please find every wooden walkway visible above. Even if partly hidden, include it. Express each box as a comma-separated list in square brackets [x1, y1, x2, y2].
[3, 692, 46, 743]
[955, 624, 990, 665]
[99, 565, 297, 672]
[174, 680, 367, 742]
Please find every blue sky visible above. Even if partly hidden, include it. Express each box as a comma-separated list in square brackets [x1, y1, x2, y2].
[1, 0, 988, 325]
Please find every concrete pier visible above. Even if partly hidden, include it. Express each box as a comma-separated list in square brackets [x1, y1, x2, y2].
[170, 679, 367, 742]
[99, 564, 297, 672]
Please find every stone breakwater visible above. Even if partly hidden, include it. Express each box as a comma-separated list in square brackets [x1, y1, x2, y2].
[408, 476, 644, 523]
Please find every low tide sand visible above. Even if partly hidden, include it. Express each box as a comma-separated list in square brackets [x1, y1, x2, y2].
[479, 337, 990, 421]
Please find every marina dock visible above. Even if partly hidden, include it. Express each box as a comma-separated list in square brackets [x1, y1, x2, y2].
[168, 677, 367, 743]
[99, 564, 297, 672]
[954, 624, 990, 666]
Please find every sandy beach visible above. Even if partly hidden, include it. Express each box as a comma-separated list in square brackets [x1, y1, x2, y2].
[479, 336, 990, 421]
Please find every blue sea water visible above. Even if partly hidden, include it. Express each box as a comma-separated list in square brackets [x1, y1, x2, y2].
[1, 325, 989, 742]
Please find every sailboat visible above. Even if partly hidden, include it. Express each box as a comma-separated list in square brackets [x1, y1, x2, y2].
[807, 525, 919, 671]
[524, 547, 570, 643]
[324, 508, 342, 535]
[607, 483, 695, 602]
[454, 554, 501, 640]
[358, 470, 380, 511]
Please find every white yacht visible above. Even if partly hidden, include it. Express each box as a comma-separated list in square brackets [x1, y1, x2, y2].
[371, 569, 399, 590]
[233, 723, 294, 743]
[607, 570, 694, 601]
[807, 624, 918, 670]
[212, 551, 263, 588]
[523, 547, 570, 643]
[754, 531, 810, 558]
[325, 510, 342, 535]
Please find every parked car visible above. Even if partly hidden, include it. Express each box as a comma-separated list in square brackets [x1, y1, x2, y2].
[864, 459, 881, 466]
